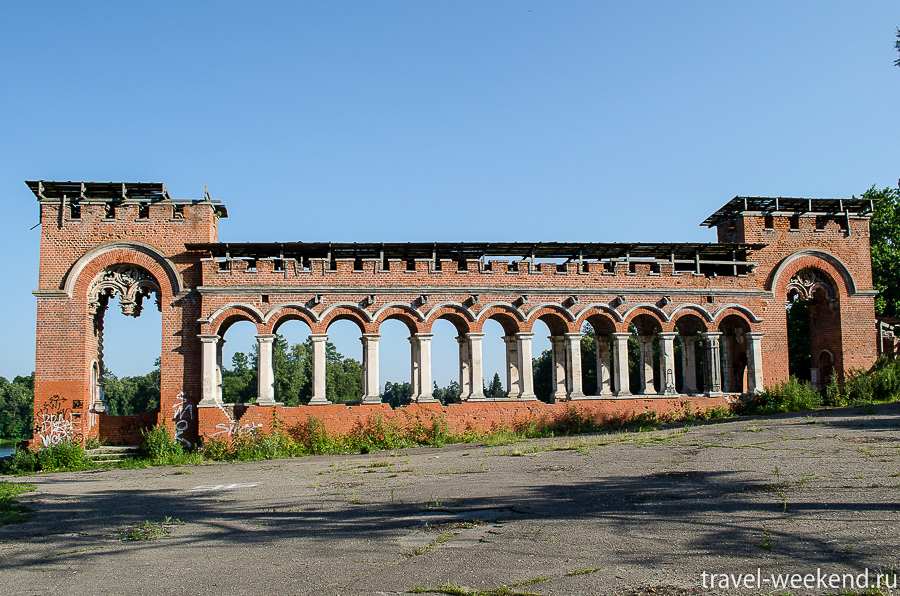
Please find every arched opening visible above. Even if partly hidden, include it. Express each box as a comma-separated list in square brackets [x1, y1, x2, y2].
[378, 317, 416, 407]
[629, 314, 662, 395]
[323, 318, 364, 403]
[270, 318, 313, 406]
[89, 264, 162, 417]
[481, 318, 509, 397]
[530, 313, 570, 402]
[430, 318, 463, 404]
[582, 314, 617, 397]
[219, 319, 260, 404]
[673, 313, 707, 395]
[785, 268, 841, 389]
[718, 314, 751, 393]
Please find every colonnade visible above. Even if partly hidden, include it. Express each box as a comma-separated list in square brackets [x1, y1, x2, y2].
[197, 327, 765, 407]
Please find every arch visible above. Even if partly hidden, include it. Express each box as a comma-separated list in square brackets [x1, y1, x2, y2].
[424, 302, 476, 335]
[65, 241, 184, 299]
[526, 304, 575, 336]
[668, 303, 714, 323]
[474, 303, 525, 335]
[574, 304, 625, 327]
[320, 304, 371, 333]
[712, 305, 761, 326]
[373, 303, 425, 335]
[622, 304, 670, 324]
[768, 249, 858, 297]
[205, 303, 265, 336]
[266, 304, 318, 334]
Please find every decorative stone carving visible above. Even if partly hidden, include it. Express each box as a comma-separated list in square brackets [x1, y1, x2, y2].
[786, 269, 835, 302]
[88, 265, 161, 317]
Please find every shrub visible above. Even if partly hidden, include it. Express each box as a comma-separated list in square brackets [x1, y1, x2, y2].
[2, 440, 94, 474]
[740, 376, 822, 414]
[139, 424, 184, 463]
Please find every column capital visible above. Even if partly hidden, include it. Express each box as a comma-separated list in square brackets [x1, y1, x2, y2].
[361, 333, 382, 340]
[515, 332, 535, 340]
[198, 334, 221, 343]
[256, 334, 277, 342]
[413, 332, 434, 340]
[612, 332, 632, 339]
[658, 331, 678, 339]
[502, 335, 518, 343]
[564, 332, 584, 340]
[466, 332, 486, 339]
[745, 332, 765, 340]
[309, 333, 329, 342]
[701, 331, 723, 339]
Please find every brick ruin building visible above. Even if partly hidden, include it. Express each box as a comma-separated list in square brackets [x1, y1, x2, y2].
[26, 180, 879, 447]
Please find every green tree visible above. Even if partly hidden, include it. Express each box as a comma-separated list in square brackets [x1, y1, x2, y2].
[381, 381, 413, 408]
[103, 358, 160, 415]
[485, 372, 505, 397]
[865, 183, 900, 317]
[432, 380, 461, 405]
[0, 374, 34, 440]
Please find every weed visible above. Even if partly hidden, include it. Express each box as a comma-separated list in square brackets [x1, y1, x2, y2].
[759, 525, 773, 550]
[510, 577, 550, 586]
[117, 516, 183, 541]
[413, 586, 542, 596]
[565, 568, 602, 576]
[0, 482, 36, 526]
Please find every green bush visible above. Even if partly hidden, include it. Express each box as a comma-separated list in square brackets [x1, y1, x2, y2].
[739, 376, 822, 414]
[2, 440, 94, 474]
[139, 424, 185, 463]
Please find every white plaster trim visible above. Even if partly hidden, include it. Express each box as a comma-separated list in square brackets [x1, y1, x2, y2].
[524, 302, 577, 323]
[622, 303, 670, 323]
[263, 303, 321, 326]
[667, 303, 715, 323]
[63, 240, 185, 298]
[371, 301, 426, 323]
[768, 249, 858, 297]
[712, 304, 763, 324]
[572, 303, 625, 324]
[204, 302, 265, 327]
[318, 302, 375, 325]
[474, 301, 527, 323]
[422, 301, 477, 323]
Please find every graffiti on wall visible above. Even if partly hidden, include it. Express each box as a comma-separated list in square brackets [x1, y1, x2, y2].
[173, 392, 193, 448]
[209, 421, 263, 438]
[34, 394, 83, 446]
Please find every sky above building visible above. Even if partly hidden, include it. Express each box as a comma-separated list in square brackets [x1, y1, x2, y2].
[1, 1, 898, 388]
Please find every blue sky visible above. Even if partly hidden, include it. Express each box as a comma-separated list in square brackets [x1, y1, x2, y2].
[1, 1, 898, 389]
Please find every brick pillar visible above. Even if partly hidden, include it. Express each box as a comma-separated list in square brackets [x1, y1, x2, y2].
[256, 334, 277, 406]
[702, 332, 723, 395]
[516, 332, 536, 400]
[659, 332, 678, 395]
[613, 332, 632, 396]
[503, 335, 521, 398]
[457, 335, 471, 400]
[309, 334, 329, 404]
[361, 333, 381, 404]
[466, 333, 486, 400]
[638, 335, 657, 395]
[565, 332, 585, 399]
[746, 332, 764, 395]
[596, 335, 613, 396]
[550, 336, 567, 401]
[199, 334, 220, 406]
[680, 335, 698, 395]
[414, 333, 436, 402]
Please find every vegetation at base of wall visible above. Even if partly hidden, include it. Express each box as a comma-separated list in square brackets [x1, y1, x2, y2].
[1, 440, 97, 475]
[736, 376, 823, 415]
[0, 481, 36, 526]
[826, 356, 900, 407]
[0, 374, 34, 441]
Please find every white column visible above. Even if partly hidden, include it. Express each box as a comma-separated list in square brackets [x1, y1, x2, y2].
[199, 334, 221, 406]
[550, 336, 567, 401]
[702, 332, 723, 395]
[414, 333, 436, 402]
[408, 335, 420, 398]
[681, 336, 698, 395]
[638, 335, 657, 395]
[467, 333, 486, 400]
[361, 333, 381, 404]
[457, 336, 471, 400]
[612, 332, 632, 396]
[256, 334, 277, 406]
[596, 335, 613, 396]
[215, 336, 225, 403]
[746, 332, 765, 395]
[309, 334, 330, 404]
[503, 335, 520, 398]
[659, 332, 678, 396]
[516, 332, 536, 400]
[565, 332, 585, 399]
